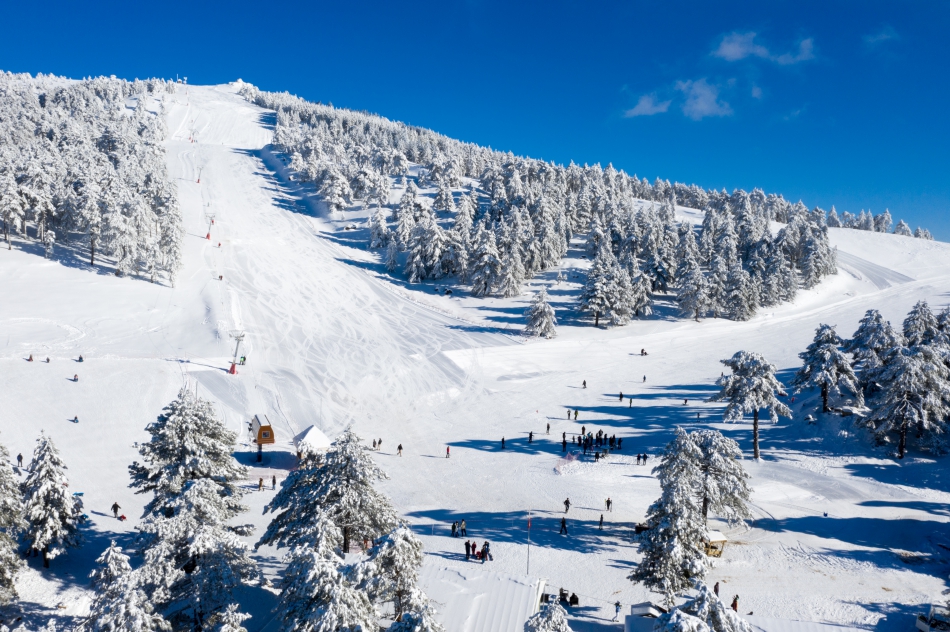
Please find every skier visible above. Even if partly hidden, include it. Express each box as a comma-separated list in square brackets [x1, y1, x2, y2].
[111, 502, 120, 518]
[613, 601, 622, 621]
[73, 416, 79, 424]
[446, 446, 451, 458]
[714, 582, 720, 597]
[559, 517, 568, 534]
[563, 498, 571, 513]
[528, 432, 533, 443]
[619, 392, 623, 401]
[258, 478, 264, 491]
[599, 514, 604, 530]
[465, 540, 471, 560]
[272, 475, 276, 490]
[460, 519, 467, 536]
[16, 453, 23, 468]
[397, 444, 403, 456]
[605, 497, 610, 511]
[731, 596, 739, 612]
[501, 437, 506, 449]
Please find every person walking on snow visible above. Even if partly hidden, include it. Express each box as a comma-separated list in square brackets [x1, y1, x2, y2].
[714, 582, 720, 597]
[258, 478, 264, 491]
[560, 517, 568, 534]
[397, 444, 403, 456]
[111, 502, 120, 519]
[582, 380, 586, 388]
[619, 392, 623, 401]
[574, 410, 578, 420]
[16, 453, 23, 468]
[446, 446, 450, 458]
[272, 475, 276, 490]
[528, 432, 533, 443]
[372, 439, 377, 450]
[643, 375, 646, 382]
[731, 596, 739, 612]
[377, 438, 382, 451]
[613, 601, 622, 621]
[564, 498, 571, 513]
[460, 519, 467, 536]
[465, 540, 471, 560]
[501, 437, 506, 449]
[546, 422, 550, 434]
[599, 514, 604, 530]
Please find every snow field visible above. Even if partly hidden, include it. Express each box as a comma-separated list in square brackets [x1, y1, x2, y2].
[1, 82, 950, 630]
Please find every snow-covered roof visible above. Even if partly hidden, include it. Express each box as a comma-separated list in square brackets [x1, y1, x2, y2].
[418, 559, 545, 632]
[707, 530, 727, 542]
[746, 615, 867, 632]
[292, 424, 332, 452]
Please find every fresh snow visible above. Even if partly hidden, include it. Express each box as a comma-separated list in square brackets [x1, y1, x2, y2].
[1, 82, 950, 631]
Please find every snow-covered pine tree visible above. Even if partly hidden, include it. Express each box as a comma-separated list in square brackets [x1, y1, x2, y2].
[690, 430, 752, 525]
[0, 175, 24, 250]
[579, 246, 615, 327]
[524, 287, 557, 339]
[677, 581, 753, 632]
[369, 206, 391, 249]
[524, 599, 573, 632]
[433, 180, 455, 213]
[204, 604, 251, 632]
[653, 609, 710, 632]
[469, 221, 502, 297]
[707, 351, 791, 460]
[894, 220, 913, 236]
[404, 215, 432, 283]
[723, 264, 756, 321]
[843, 310, 902, 390]
[793, 324, 863, 413]
[21, 432, 83, 568]
[864, 345, 950, 458]
[353, 525, 427, 622]
[319, 165, 352, 216]
[0, 434, 24, 604]
[677, 260, 708, 321]
[82, 541, 171, 632]
[759, 248, 796, 307]
[388, 597, 446, 632]
[826, 207, 842, 228]
[705, 256, 729, 318]
[873, 210, 893, 234]
[129, 387, 247, 519]
[915, 227, 934, 240]
[259, 428, 398, 554]
[903, 300, 944, 348]
[385, 239, 400, 272]
[630, 428, 708, 605]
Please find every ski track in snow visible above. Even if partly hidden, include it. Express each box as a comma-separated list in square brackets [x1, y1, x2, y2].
[1, 83, 950, 631]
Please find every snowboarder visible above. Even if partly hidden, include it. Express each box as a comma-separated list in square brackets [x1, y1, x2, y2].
[460, 519, 467, 536]
[619, 392, 623, 401]
[714, 582, 720, 596]
[446, 446, 451, 458]
[501, 437, 506, 449]
[528, 432, 533, 443]
[563, 498, 571, 513]
[599, 514, 604, 530]
[559, 517, 568, 534]
[397, 444, 403, 456]
[465, 540, 471, 559]
[613, 601, 622, 621]
[272, 475, 276, 490]
[16, 453, 23, 468]
[731, 596, 739, 612]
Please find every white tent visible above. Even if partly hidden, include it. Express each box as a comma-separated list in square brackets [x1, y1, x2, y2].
[418, 559, 545, 632]
[292, 424, 332, 453]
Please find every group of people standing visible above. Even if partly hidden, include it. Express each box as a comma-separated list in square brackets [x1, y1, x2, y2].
[464, 539, 491, 562]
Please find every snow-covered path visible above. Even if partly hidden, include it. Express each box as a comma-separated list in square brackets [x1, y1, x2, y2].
[2, 83, 950, 631]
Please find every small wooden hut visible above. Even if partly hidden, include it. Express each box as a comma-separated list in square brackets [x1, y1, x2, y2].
[250, 414, 275, 462]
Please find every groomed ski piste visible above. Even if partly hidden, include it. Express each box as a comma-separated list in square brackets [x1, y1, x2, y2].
[2, 82, 950, 631]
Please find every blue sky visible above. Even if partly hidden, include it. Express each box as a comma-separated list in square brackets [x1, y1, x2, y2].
[3, 1, 948, 238]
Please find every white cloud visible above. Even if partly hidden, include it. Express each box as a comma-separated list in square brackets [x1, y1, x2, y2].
[624, 93, 672, 117]
[775, 38, 815, 65]
[675, 79, 732, 120]
[713, 31, 815, 65]
[864, 26, 899, 46]
[751, 85, 763, 99]
[712, 32, 770, 61]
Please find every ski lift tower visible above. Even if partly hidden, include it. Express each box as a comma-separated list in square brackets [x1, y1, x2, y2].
[204, 210, 215, 240]
[228, 330, 245, 375]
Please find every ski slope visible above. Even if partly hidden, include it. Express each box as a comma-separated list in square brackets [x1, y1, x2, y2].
[1, 82, 950, 631]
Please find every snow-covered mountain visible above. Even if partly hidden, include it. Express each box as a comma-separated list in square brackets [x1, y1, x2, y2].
[1, 80, 949, 631]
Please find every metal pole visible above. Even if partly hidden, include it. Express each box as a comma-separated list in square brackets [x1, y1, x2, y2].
[527, 511, 531, 575]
